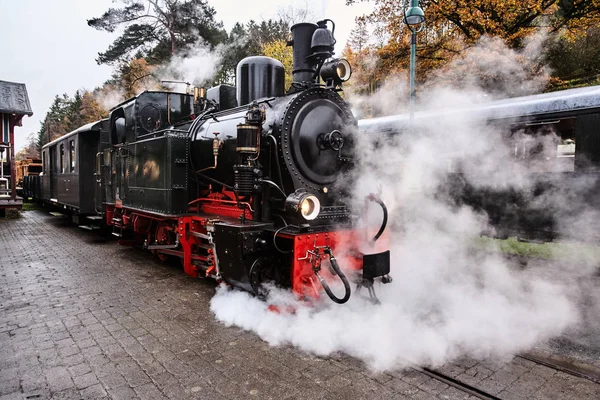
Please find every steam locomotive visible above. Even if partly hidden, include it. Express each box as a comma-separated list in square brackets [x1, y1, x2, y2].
[29, 20, 391, 304]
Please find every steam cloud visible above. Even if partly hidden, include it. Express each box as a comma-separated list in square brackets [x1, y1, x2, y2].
[209, 34, 596, 370]
[429, 33, 551, 98]
[158, 40, 227, 92]
[96, 86, 127, 112]
[95, 39, 226, 110]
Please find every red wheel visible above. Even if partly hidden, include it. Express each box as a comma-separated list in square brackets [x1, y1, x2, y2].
[152, 223, 173, 262]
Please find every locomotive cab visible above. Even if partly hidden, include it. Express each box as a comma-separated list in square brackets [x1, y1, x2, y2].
[108, 91, 195, 145]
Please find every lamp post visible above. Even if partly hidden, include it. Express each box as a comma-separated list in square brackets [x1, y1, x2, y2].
[404, 0, 425, 121]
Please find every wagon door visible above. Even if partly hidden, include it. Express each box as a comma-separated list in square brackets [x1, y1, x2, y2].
[49, 145, 56, 200]
[94, 122, 110, 213]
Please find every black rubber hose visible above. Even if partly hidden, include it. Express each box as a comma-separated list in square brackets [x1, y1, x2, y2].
[367, 194, 388, 243]
[272, 224, 298, 254]
[259, 179, 287, 198]
[188, 106, 217, 198]
[315, 251, 351, 304]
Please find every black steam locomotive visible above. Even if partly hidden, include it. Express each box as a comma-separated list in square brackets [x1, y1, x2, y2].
[30, 20, 391, 304]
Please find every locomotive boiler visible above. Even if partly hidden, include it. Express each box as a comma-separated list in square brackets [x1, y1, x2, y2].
[55, 19, 393, 304]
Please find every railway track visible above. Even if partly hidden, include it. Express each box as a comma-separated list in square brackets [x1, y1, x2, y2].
[517, 352, 600, 384]
[416, 367, 501, 400]
[414, 351, 600, 400]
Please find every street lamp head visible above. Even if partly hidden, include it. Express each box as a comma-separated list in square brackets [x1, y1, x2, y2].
[405, 6, 425, 27]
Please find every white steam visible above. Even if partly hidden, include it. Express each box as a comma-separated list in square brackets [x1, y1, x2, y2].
[94, 39, 226, 110]
[158, 40, 226, 91]
[211, 255, 575, 371]
[95, 86, 127, 112]
[430, 33, 551, 98]
[209, 33, 591, 370]
[351, 73, 407, 119]
[210, 95, 580, 370]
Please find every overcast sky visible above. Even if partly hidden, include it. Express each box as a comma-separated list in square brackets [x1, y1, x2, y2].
[1, 0, 373, 151]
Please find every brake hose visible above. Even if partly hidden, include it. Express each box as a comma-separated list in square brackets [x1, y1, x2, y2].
[314, 248, 351, 304]
[366, 193, 388, 243]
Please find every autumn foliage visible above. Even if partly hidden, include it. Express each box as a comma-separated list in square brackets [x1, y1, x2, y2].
[36, 91, 107, 154]
[33, 0, 600, 150]
[345, 0, 600, 99]
[261, 39, 293, 90]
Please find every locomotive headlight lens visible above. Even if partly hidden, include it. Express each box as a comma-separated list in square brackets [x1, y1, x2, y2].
[335, 59, 352, 82]
[320, 59, 352, 85]
[285, 190, 321, 221]
[300, 196, 319, 219]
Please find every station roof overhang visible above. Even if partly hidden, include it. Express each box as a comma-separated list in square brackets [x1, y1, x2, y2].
[0, 80, 33, 125]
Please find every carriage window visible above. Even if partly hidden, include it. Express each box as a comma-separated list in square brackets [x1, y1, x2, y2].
[70, 140, 75, 172]
[42, 152, 47, 174]
[60, 144, 65, 174]
[510, 118, 576, 172]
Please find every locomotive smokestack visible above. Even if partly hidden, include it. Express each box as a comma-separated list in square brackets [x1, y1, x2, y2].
[289, 22, 318, 84]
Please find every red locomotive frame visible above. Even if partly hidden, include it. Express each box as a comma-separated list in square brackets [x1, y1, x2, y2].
[106, 193, 386, 303]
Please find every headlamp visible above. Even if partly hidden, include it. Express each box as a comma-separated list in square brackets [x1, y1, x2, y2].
[320, 59, 352, 86]
[285, 190, 321, 221]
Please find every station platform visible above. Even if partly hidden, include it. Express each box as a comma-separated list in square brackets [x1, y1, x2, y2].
[1, 210, 599, 399]
[0, 194, 22, 211]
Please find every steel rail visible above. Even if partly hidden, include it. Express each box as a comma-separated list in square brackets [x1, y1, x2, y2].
[517, 353, 600, 385]
[415, 367, 502, 400]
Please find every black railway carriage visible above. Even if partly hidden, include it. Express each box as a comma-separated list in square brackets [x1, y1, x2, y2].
[22, 175, 40, 200]
[359, 85, 600, 147]
[359, 85, 600, 241]
[40, 120, 107, 216]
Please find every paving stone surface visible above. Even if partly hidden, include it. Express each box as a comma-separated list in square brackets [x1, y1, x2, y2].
[1, 211, 599, 399]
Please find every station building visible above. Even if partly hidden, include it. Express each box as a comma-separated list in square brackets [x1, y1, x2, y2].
[0, 80, 33, 213]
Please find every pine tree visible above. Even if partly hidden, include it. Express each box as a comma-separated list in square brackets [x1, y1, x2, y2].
[36, 91, 108, 153]
[347, 20, 370, 52]
[88, 0, 227, 65]
[216, 19, 291, 85]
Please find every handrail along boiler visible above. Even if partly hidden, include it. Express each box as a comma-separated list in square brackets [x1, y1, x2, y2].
[39, 19, 391, 304]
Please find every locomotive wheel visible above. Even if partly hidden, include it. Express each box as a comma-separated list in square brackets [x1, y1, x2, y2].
[249, 256, 281, 299]
[153, 223, 173, 262]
